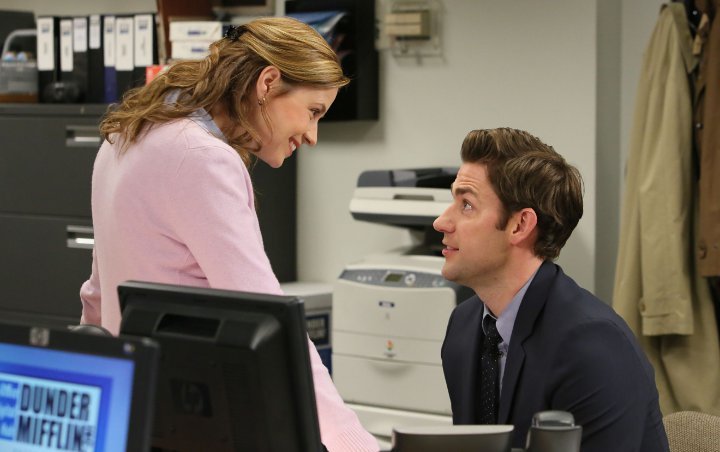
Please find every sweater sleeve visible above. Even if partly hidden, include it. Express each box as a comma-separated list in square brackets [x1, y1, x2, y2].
[309, 337, 380, 451]
[79, 248, 102, 326]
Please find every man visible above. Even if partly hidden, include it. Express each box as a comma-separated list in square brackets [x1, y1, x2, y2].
[435, 128, 668, 451]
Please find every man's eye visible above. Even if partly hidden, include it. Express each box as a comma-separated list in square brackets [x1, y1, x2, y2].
[462, 201, 472, 211]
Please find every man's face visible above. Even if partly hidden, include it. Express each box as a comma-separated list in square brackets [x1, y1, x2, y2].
[433, 162, 512, 290]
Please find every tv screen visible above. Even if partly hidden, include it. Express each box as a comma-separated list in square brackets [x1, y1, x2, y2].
[0, 320, 158, 451]
[118, 281, 323, 452]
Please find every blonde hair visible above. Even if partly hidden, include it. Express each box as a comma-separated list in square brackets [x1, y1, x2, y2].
[100, 16, 349, 165]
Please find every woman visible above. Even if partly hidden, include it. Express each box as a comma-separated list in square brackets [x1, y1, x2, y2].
[79, 17, 379, 452]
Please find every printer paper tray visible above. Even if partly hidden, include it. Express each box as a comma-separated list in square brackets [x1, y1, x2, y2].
[333, 354, 452, 415]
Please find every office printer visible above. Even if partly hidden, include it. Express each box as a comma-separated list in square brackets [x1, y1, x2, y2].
[332, 168, 473, 443]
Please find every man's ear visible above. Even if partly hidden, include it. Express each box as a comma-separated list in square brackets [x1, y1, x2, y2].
[255, 66, 282, 101]
[508, 208, 538, 246]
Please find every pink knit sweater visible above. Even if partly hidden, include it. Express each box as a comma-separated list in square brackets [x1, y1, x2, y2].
[80, 117, 378, 451]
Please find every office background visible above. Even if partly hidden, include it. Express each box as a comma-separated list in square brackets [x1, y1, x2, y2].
[0, 0, 666, 304]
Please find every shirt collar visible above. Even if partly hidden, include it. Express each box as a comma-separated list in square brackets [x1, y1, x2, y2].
[482, 268, 538, 346]
[165, 90, 228, 143]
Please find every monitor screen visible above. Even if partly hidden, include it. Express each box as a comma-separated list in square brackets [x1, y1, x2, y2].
[0, 321, 159, 452]
[118, 281, 323, 452]
[391, 425, 514, 452]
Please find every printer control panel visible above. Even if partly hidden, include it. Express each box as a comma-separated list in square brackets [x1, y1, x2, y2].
[339, 269, 450, 289]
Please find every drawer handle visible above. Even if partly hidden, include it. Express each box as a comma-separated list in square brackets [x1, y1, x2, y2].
[66, 125, 102, 148]
[66, 225, 94, 249]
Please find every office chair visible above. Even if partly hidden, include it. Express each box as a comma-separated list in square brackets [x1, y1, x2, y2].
[663, 411, 720, 452]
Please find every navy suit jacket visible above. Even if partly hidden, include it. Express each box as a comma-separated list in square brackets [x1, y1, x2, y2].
[442, 261, 669, 451]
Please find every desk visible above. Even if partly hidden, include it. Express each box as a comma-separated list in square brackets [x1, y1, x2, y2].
[380, 448, 526, 451]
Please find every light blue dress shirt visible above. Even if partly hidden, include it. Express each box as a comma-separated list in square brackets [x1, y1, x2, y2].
[482, 268, 538, 396]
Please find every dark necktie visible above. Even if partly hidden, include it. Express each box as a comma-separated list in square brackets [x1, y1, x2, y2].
[477, 315, 502, 424]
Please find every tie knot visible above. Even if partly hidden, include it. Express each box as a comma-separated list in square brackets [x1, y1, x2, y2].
[483, 315, 502, 347]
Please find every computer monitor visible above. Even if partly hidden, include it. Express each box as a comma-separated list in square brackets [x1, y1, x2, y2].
[118, 281, 323, 452]
[391, 425, 514, 452]
[0, 320, 159, 451]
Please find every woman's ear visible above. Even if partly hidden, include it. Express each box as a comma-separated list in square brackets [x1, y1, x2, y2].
[255, 66, 282, 102]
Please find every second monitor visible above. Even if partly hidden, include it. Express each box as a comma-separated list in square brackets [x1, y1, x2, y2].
[118, 281, 323, 452]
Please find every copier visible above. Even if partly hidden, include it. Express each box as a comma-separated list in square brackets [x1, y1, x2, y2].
[332, 168, 474, 442]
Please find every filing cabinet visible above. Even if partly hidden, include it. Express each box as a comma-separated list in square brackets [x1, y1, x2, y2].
[0, 104, 102, 327]
[0, 104, 296, 328]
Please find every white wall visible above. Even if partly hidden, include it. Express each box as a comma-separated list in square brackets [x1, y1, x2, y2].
[0, 0, 669, 299]
[299, 0, 598, 291]
[596, 0, 622, 303]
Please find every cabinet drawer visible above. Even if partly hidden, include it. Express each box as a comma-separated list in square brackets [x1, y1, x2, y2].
[0, 214, 93, 321]
[0, 115, 100, 217]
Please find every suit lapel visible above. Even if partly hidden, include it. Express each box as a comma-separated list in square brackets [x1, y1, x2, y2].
[498, 261, 558, 423]
[444, 295, 484, 423]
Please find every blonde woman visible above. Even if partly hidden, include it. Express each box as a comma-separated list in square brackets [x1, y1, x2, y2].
[79, 17, 378, 451]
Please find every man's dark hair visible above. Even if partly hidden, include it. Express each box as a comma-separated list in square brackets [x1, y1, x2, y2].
[460, 128, 584, 260]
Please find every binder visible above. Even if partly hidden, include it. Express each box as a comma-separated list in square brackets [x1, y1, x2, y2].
[171, 40, 214, 60]
[133, 13, 158, 86]
[103, 16, 117, 103]
[58, 18, 73, 82]
[36, 16, 60, 101]
[169, 21, 223, 41]
[70, 16, 89, 102]
[87, 14, 105, 103]
[115, 16, 134, 99]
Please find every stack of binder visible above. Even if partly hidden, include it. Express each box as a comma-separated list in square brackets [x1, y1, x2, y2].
[169, 21, 224, 61]
[36, 13, 158, 104]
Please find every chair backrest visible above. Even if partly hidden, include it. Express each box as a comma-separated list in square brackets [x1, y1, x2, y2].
[663, 411, 720, 452]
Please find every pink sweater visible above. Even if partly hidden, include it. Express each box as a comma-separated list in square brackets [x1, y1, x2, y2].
[80, 117, 378, 451]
